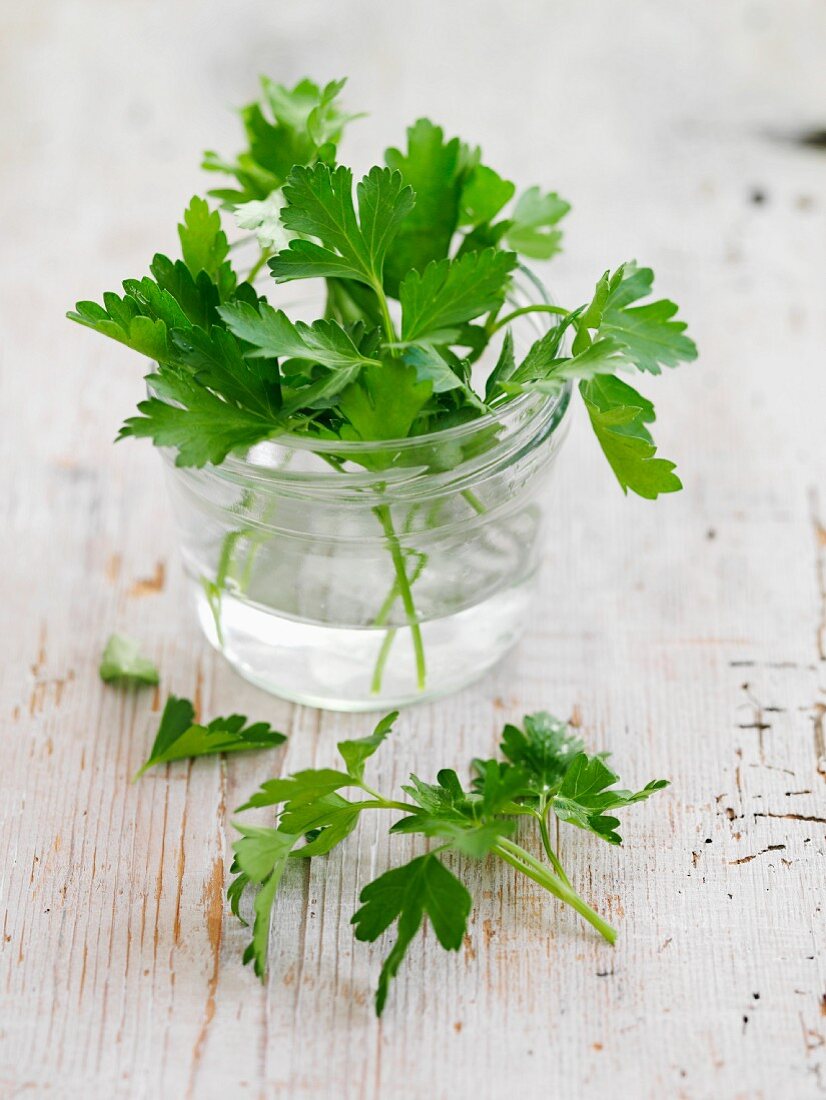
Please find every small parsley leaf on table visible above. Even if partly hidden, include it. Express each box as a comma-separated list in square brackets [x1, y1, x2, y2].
[99, 633, 159, 687]
[134, 694, 285, 779]
[352, 854, 471, 1016]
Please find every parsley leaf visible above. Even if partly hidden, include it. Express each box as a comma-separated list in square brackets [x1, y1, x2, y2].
[352, 853, 471, 1015]
[119, 368, 277, 468]
[399, 248, 517, 342]
[99, 633, 159, 687]
[218, 300, 379, 372]
[338, 359, 432, 442]
[384, 119, 465, 287]
[231, 824, 296, 977]
[269, 165, 414, 291]
[503, 187, 571, 259]
[458, 164, 515, 228]
[134, 694, 286, 778]
[203, 76, 358, 204]
[580, 374, 682, 499]
[552, 752, 668, 844]
[178, 196, 230, 281]
[600, 262, 698, 374]
[231, 707, 669, 1013]
[499, 711, 584, 795]
[68, 296, 169, 362]
[237, 768, 355, 811]
[337, 710, 399, 781]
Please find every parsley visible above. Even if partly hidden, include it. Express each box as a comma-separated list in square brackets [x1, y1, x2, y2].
[134, 694, 285, 779]
[99, 633, 159, 687]
[69, 75, 697, 691]
[230, 710, 667, 1014]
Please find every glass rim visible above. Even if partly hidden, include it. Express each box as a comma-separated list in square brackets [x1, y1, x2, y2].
[157, 263, 571, 483]
[215, 385, 568, 473]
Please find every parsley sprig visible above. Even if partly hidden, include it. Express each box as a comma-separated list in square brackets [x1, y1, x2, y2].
[231, 710, 667, 1015]
[69, 76, 697, 691]
[68, 76, 696, 496]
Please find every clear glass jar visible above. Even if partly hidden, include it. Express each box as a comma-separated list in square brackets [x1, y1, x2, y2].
[159, 271, 572, 710]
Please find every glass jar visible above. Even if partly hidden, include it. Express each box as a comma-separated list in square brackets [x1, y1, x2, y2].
[159, 271, 572, 710]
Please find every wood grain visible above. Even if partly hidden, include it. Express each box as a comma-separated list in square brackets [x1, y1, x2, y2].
[1, 1, 825, 1096]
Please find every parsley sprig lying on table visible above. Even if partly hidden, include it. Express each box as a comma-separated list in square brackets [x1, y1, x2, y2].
[231, 710, 667, 1015]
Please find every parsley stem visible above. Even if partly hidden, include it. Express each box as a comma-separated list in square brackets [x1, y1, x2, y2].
[487, 303, 568, 335]
[246, 249, 272, 283]
[461, 489, 486, 516]
[371, 628, 398, 694]
[493, 837, 616, 944]
[538, 813, 571, 887]
[372, 280, 398, 344]
[370, 545, 427, 694]
[373, 504, 426, 691]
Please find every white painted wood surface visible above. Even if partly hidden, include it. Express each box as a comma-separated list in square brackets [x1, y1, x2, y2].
[2, 2, 825, 1096]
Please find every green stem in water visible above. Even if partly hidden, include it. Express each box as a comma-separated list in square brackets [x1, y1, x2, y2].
[487, 303, 568, 335]
[370, 549, 427, 695]
[461, 488, 487, 516]
[373, 504, 426, 691]
[493, 836, 616, 944]
[371, 627, 399, 695]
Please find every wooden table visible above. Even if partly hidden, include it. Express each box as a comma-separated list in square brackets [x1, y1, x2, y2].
[2, 2, 825, 1096]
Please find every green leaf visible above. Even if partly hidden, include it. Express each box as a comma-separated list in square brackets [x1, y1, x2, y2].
[395, 766, 514, 856]
[503, 332, 627, 395]
[499, 712, 584, 795]
[484, 329, 516, 401]
[218, 300, 379, 372]
[351, 853, 471, 1015]
[171, 324, 281, 415]
[581, 374, 682, 499]
[178, 196, 229, 280]
[337, 711, 398, 781]
[232, 825, 296, 978]
[390, 813, 511, 858]
[119, 368, 277, 468]
[203, 76, 359, 204]
[400, 248, 517, 342]
[269, 164, 414, 290]
[575, 263, 697, 374]
[551, 752, 669, 845]
[237, 768, 355, 811]
[402, 345, 487, 412]
[283, 793, 363, 857]
[384, 119, 465, 288]
[149, 254, 221, 329]
[99, 633, 159, 687]
[602, 295, 698, 375]
[504, 187, 570, 259]
[459, 165, 515, 227]
[338, 359, 432, 441]
[134, 694, 286, 778]
[68, 297, 169, 362]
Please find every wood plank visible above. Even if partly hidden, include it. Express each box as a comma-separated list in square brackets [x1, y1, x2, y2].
[1, 1, 824, 1096]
